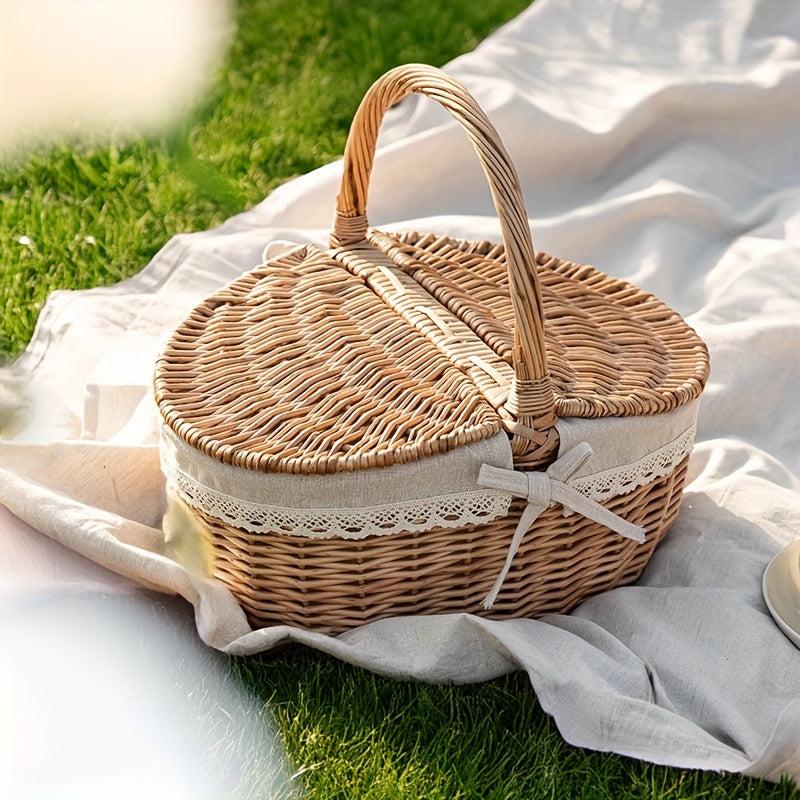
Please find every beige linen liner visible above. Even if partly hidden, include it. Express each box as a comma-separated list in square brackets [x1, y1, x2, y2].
[160, 400, 698, 540]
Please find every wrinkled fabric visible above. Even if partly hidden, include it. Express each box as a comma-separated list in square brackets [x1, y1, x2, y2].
[1, 0, 800, 783]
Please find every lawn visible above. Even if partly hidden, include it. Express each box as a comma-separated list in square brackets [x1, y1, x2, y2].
[1, 0, 797, 797]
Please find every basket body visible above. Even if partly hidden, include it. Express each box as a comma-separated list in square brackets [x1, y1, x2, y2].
[193, 458, 687, 635]
[154, 65, 709, 634]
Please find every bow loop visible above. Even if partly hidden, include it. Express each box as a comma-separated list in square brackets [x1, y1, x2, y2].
[546, 440, 593, 483]
[477, 442, 646, 609]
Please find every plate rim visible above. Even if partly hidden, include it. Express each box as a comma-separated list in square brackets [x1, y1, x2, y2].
[762, 538, 800, 650]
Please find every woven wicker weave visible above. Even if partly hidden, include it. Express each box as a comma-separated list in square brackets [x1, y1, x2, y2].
[154, 64, 709, 634]
[192, 458, 688, 634]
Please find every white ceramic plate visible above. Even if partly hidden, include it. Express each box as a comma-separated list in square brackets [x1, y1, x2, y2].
[762, 539, 800, 650]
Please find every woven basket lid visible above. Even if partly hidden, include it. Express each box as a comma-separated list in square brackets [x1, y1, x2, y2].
[155, 244, 505, 475]
[154, 64, 708, 476]
[364, 228, 709, 419]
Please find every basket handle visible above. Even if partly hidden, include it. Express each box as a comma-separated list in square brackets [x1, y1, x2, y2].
[331, 64, 558, 465]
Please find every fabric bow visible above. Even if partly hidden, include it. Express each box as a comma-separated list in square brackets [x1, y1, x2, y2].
[477, 442, 646, 609]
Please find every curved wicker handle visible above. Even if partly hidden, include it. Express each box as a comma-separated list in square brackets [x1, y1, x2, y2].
[331, 64, 558, 464]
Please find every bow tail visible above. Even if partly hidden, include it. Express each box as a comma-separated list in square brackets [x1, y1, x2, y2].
[481, 502, 544, 610]
[480, 488, 646, 611]
[477, 444, 647, 611]
[554, 485, 646, 544]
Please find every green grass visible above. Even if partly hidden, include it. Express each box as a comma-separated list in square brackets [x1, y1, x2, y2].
[237, 648, 796, 799]
[1, 0, 797, 797]
[0, 0, 527, 359]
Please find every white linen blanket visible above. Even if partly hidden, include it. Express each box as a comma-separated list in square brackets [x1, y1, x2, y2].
[2, 0, 800, 786]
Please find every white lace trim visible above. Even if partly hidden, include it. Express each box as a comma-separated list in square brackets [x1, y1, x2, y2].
[169, 469, 511, 539]
[569, 422, 696, 501]
[164, 419, 696, 540]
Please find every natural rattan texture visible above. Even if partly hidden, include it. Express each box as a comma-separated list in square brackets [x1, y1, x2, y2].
[190, 456, 688, 635]
[155, 244, 502, 475]
[373, 229, 709, 418]
[333, 64, 560, 461]
[155, 232, 708, 475]
[155, 63, 708, 634]
[155, 64, 708, 476]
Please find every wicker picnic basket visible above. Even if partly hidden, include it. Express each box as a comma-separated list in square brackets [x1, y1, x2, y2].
[154, 64, 709, 634]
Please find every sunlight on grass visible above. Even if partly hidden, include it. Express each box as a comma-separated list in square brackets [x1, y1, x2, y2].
[232, 649, 798, 800]
[0, 0, 528, 357]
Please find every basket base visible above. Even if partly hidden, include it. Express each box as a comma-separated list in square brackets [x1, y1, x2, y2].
[191, 457, 688, 635]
